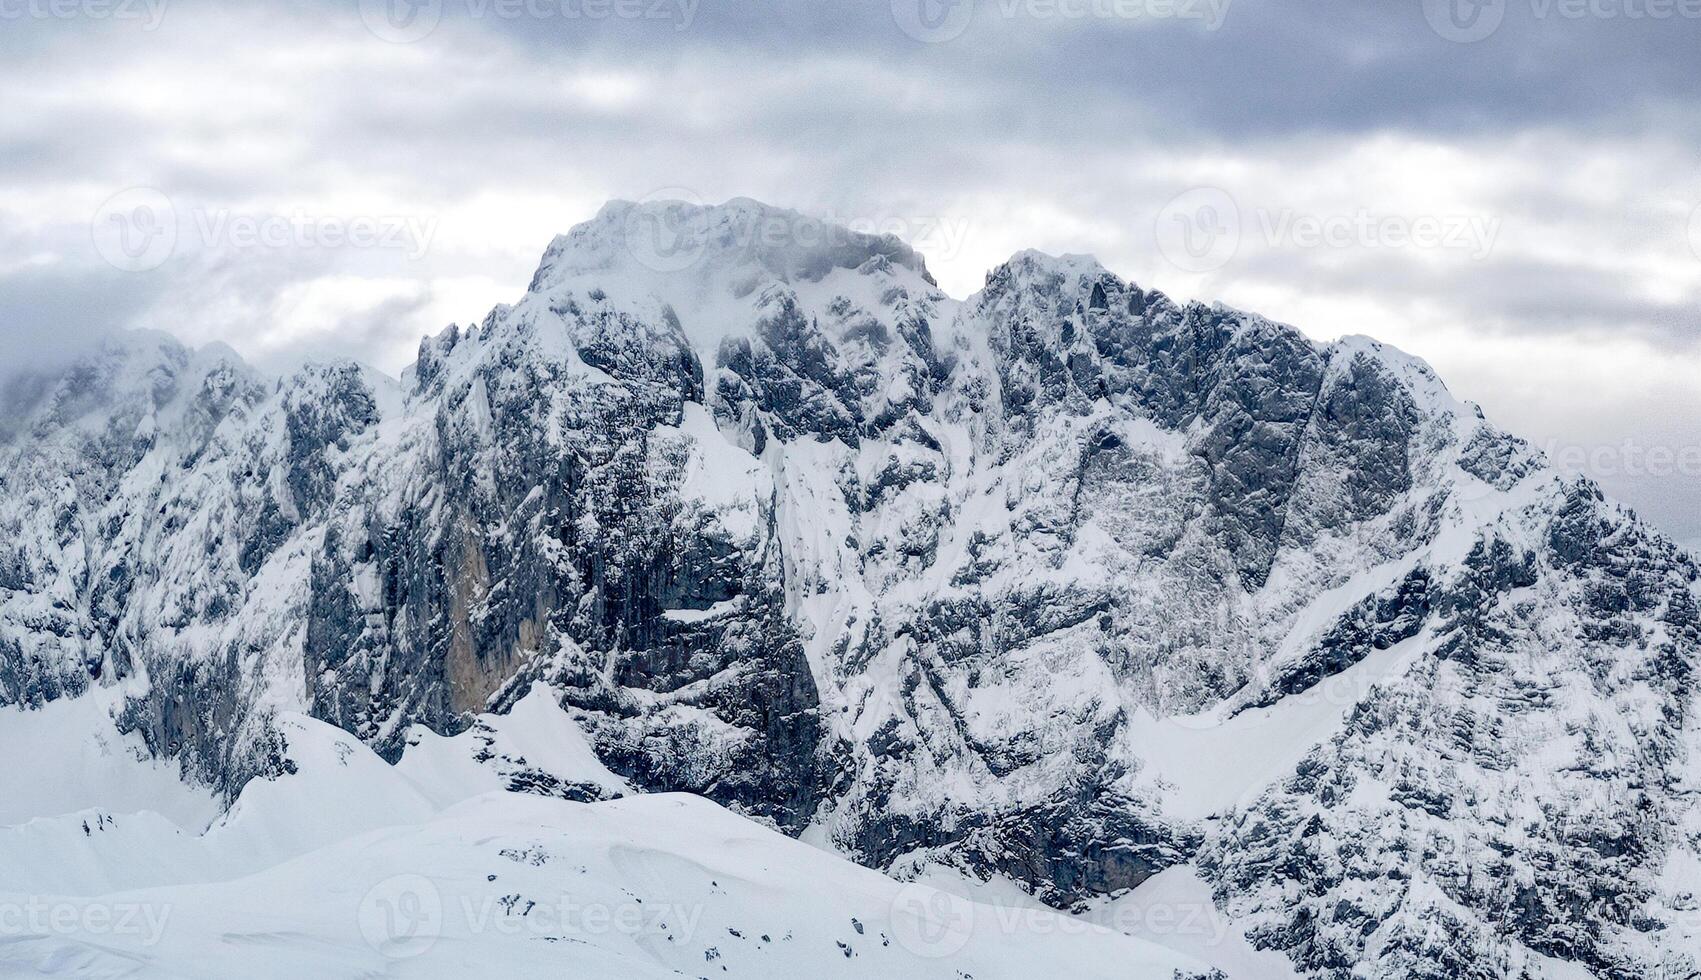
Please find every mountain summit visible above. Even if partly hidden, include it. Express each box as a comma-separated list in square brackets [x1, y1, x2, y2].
[3, 199, 1698, 979]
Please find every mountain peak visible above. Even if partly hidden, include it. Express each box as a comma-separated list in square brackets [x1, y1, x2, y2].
[530, 196, 935, 296]
[997, 248, 1111, 279]
[513, 197, 945, 356]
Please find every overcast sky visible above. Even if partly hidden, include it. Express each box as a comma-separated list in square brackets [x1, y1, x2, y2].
[1, 0, 1698, 546]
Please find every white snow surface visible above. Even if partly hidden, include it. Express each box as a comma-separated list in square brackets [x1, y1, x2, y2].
[1126, 634, 1430, 822]
[396, 683, 632, 807]
[0, 692, 220, 832]
[0, 691, 1208, 979]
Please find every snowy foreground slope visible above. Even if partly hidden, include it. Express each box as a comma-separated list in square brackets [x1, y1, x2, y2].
[2, 198, 1699, 978]
[0, 688, 1210, 978]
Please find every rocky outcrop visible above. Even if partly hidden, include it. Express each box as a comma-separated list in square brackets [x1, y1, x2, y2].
[3, 199, 1697, 978]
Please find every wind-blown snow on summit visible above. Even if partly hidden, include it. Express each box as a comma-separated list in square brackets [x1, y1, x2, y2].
[2, 198, 1697, 979]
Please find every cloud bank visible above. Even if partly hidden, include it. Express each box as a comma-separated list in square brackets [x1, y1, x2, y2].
[1, 0, 1697, 540]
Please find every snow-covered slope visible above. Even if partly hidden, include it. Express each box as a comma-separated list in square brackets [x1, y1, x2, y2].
[0, 695, 1211, 979]
[0, 692, 219, 831]
[2, 198, 1697, 978]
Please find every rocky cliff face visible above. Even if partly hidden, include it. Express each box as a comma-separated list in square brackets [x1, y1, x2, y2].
[3, 198, 1697, 978]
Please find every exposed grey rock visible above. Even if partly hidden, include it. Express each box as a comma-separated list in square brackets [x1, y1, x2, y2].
[3, 200, 1697, 979]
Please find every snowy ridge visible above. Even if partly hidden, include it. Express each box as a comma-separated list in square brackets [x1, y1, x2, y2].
[2, 198, 1698, 978]
[0, 690, 1210, 979]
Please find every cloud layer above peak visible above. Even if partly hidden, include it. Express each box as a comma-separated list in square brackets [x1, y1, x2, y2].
[1, 0, 1698, 541]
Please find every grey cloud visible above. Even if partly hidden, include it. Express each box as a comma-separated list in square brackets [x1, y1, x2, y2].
[373, 0, 1701, 140]
[8, 0, 1701, 148]
[1227, 248, 1701, 350]
[0, 265, 162, 379]
[1, 0, 1698, 541]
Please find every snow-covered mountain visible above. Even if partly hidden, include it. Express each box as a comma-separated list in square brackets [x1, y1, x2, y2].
[2, 198, 1697, 979]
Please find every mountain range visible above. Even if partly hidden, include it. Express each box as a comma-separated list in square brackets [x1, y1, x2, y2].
[2, 198, 1697, 979]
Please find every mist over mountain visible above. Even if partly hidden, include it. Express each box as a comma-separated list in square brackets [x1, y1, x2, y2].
[2, 200, 1698, 979]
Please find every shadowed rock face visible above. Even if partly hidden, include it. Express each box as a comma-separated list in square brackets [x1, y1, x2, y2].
[3, 201, 1698, 977]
